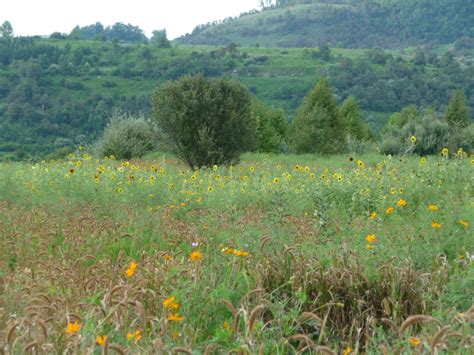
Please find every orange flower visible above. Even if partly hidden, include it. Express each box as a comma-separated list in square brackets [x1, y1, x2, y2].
[163, 254, 172, 261]
[189, 251, 203, 261]
[125, 261, 137, 278]
[127, 330, 142, 342]
[163, 296, 180, 310]
[65, 321, 81, 334]
[234, 250, 249, 257]
[459, 220, 469, 228]
[96, 335, 107, 346]
[167, 313, 185, 322]
[366, 244, 375, 250]
[396, 199, 407, 207]
[409, 337, 421, 347]
[431, 220, 442, 229]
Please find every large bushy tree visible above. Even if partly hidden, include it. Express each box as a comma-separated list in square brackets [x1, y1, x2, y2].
[290, 77, 346, 154]
[339, 96, 371, 140]
[152, 75, 256, 168]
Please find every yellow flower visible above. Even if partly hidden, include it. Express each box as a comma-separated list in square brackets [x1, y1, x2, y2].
[409, 337, 421, 347]
[428, 204, 439, 211]
[396, 199, 407, 207]
[357, 159, 364, 167]
[420, 157, 426, 165]
[189, 251, 203, 261]
[365, 234, 377, 243]
[385, 207, 394, 215]
[366, 244, 375, 250]
[441, 147, 449, 156]
[223, 321, 230, 330]
[213, 165, 218, 171]
[96, 335, 107, 346]
[343, 347, 353, 355]
[167, 313, 185, 322]
[208, 186, 214, 192]
[273, 177, 280, 184]
[127, 330, 142, 342]
[459, 220, 469, 227]
[410, 135, 417, 143]
[117, 187, 124, 193]
[163, 296, 177, 307]
[65, 321, 81, 334]
[75, 160, 82, 167]
[294, 164, 301, 171]
[431, 220, 442, 229]
[369, 211, 377, 220]
[125, 261, 137, 278]
[164, 254, 172, 261]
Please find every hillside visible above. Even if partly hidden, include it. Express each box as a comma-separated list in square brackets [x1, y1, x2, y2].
[178, 0, 473, 49]
[0, 35, 473, 159]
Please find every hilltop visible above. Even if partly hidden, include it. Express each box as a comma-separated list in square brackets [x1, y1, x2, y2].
[178, 0, 473, 49]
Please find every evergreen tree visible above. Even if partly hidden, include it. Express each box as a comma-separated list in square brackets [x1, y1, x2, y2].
[339, 96, 371, 140]
[290, 77, 345, 154]
[444, 90, 470, 129]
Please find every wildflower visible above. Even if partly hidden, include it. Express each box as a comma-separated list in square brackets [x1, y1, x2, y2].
[459, 220, 469, 227]
[441, 147, 449, 156]
[357, 159, 364, 167]
[213, 165, 218, 171]
[125, 261, 137, 278]
[76, 160, 82, 167]
[69, 168, 75, 174]
[127, 330, 142, 342]
[304, 166, 310, 172]
[399, 188, 404, 193]
[369, 212, 377, 220]
[167, 313, 185, 322]
[396, 199, 407, 207]
[294, 164, 301, 171]
[273, 177, 280, 184]
[431, 220, 442, 229]
[163, 296, 180, 310]
[189, 251, 203, 261]
[191, 175, 197, 181]
[117, 187, 124, 193]
[222, 247, 235, 255]
[343, 347, 353, 355]
[223, 321, 230, 330]
[164, 254, 172, 261]
[385, 207, 394, 215]
[208, 186, 213, 192]
[234, 250, 249, 257]
[410, 135, 417, 143]
[365, 234, 377, 243]
[96, 335, 107, 346]
[389, 187, 396, 195]
[191, 241, 199, 248]
[309, 173, 315, 179]
[420, 157, 426, 164]
[409, 337, 421, 347]
[65, 321, 81, 334]
[366, 244, 375, 250]
[428, 204, 439, 211]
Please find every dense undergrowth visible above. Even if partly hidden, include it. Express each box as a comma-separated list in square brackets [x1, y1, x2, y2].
[0, 152, 472, 353]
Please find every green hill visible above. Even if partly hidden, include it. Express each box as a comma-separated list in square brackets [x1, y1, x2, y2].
[0, 36, 472, 159]
[178, 0, 473, 49]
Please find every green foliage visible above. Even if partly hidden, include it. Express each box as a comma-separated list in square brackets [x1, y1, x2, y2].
[93, 112, 157, 159]
[444, 90, 470, 129]
[380, 106, 474, 156]
[152, 75, 256, 168]
[251, 100, 287, 153]
[290, 78, 346, 154]
[69, 22, 147, 43]
[180, 0, 473, 49]
[339, 96, 371, 140]
[151, 29, 171, 48]
[0, 21, 13, 38]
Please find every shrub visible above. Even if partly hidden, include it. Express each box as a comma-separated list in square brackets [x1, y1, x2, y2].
[152, 75, 256, 169]
[93, 112, 157, 159]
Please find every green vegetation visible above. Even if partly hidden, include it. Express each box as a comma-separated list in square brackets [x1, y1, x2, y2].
[0, 34, 472, 158]
[0, 153, 472, 352]
[152, 75, 255, 168]
[179, 0, 473, 49]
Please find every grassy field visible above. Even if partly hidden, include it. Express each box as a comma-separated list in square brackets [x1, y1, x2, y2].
[0, 151, 473, 353]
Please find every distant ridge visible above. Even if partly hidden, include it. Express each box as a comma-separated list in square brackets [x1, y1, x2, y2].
[177, 0, 473, 49]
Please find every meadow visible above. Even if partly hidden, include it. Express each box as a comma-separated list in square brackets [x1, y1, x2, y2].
[0, 151, 472, 353]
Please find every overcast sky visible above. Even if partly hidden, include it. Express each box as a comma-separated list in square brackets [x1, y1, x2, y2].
[1, 0, 262, 39]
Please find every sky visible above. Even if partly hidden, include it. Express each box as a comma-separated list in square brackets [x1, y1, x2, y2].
[1, 0, 262, 39]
